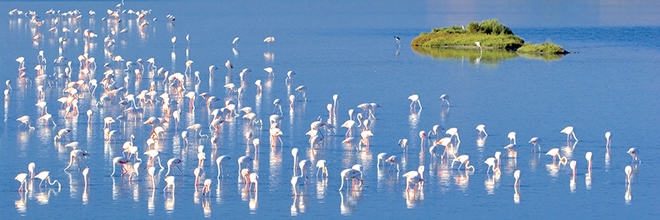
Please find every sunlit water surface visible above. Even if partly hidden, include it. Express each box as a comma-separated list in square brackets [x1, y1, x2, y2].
[1, 0, 659, 219]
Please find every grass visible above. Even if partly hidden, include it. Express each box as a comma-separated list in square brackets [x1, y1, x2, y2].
[412, 33, 525, 50]
[517, 42, 567, 54]
[413, 19, 524, 50]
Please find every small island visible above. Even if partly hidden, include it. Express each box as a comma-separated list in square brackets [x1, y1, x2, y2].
[412, 19, 567, 55]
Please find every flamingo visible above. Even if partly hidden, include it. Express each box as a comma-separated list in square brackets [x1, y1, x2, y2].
[216, 155, 231, 178]
[605, 132, 611, 155]
[384, 155, 402, 172]
[585, 152, 593, 175]
[291, 148, 299, 174]
[429, 142, 442, 161]
[247, 172, 259, 193]
[35, 171, 61, 190]
[439, 94, 450, 107]
[237, 156, 253, 180]
[171, 36, 176, 48]
[338, 168, 363, 191]
[561, 126, 578, 145]
[165, 158, 183, 176]
[504, 144, 518, 159]
[434, 137, 454, 158]
[316, 160, 328, 178]
[144, 150, 164, 169]
[15, 173, 28, 192]
[419, 131, 427, 149]
[225, 60, 233, 75]
[264, 36, 275, 47]
[17, 115, 34, 130]
[570, 160, 577, 179]
[428, 125, 444, 139]
[377, 152, 390, 167]
[111, 156, 130, 176]
[513, 170, 521, 187]
[452, 155, 475, 171]
[445, 127, 460, 145]
[202, 179, 212, 195]
[529, 137, 541, 151]
[403, 166, 425, 190]
[299, 159, 312, 179]
[341, 119, 355, 137]
[28, 162, 36, 179]
[508, 132, 517, 145]
[295, 85, 307, 101]
[82, 167, 90, 186]
[194, 167, 205, 186]
[252, 138, 261, 153]
[197, 146, 206, 167]
[359, 130, 373, 149]
[546, 148, 567, 164]
[627, 148, 639, 163]
[408, 94, 422, 110]
[269, 127, 284, 148]
[476, 124, 488, 137]
[484, 157, 497, 174]
[232, 37, 240, 46]
[64, 150, 89, 171]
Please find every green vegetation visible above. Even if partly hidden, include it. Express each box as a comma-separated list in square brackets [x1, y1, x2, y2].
[412, 19, 569, 62]
[413, 47, 518, 65]
[517, 42, 567, 54]
[412, 19, 524, 50]
[518, 52, 565, 61]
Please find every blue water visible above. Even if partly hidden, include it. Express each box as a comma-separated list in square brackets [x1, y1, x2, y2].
[1, 0, 659, 218]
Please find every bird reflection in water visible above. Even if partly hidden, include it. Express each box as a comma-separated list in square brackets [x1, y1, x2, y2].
[625, 165, 633, 204]
[165, 193, 175, 213]
[484, 174, 497, 195]
[264, 52, 274, 62]
[624, 182, 632, 205]
[339, 191, 361, 216]
[528, 150, 540, 172]
[290, 194, 307, 216]
[476, 136, 486, 148]
[64, 170, 79, 198]
[513, 170, 521, 204]
[82, 183, 89, 205]
[604, 132, 611, 171]
[249, 189, 258, 214]
[505, 157, 517, 174]
[404, 186, 424, 209]
[561, 145, 575, 159]
[15, 190, 27, 214]
[148, 189, 156, 215]
[454, 170, 472, 191]
[545, 163, 560, 177]
[436, 161, 452, 187]
[513, 186, 521, 204]
[408, 113, 420, 141]
[35, 189, 59, 205]
[203, 196, 212, 217]
[585, 152, 592, 190]
[569, 160, 577, 193]
[316, 178, 328, 200]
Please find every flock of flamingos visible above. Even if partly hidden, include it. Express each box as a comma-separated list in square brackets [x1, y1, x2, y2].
[6, 3, 641, 216]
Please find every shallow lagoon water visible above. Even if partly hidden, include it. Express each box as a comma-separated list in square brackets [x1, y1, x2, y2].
[1, 0, 660, 218]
